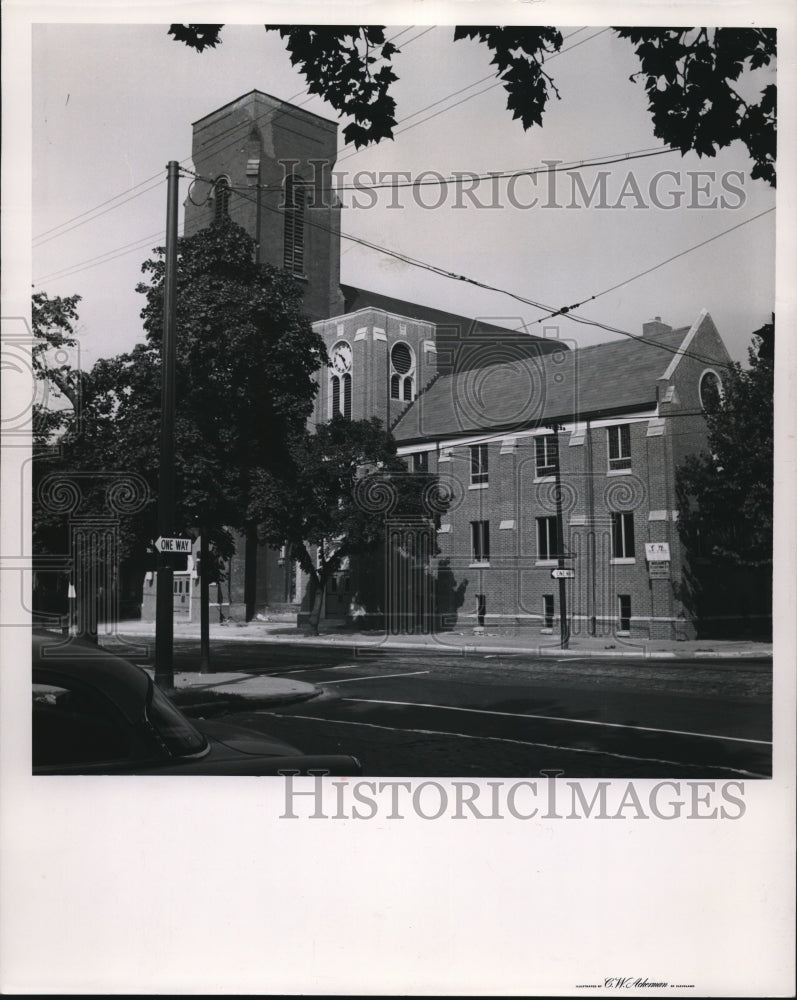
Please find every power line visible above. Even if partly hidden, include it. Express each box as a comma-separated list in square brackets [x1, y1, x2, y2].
[225, 174, 754, 371]
[220, 145, 673, 195]
[182, 26, 599, 185]
[180, 26, 427, 170]
[33, 172, 164, 244]
[33, 229, 165, 286]
[35, 140, 674, 289]
[534, 206, 775, 320]
[31, 28, 418, 249]
[388, 28, 610, 145]
[33, 177, 166, 247]
[31, 26, 599, 251]
[386, 28, 588, 132]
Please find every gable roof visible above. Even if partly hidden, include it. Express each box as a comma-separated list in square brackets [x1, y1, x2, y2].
[391, 325, 691, 444]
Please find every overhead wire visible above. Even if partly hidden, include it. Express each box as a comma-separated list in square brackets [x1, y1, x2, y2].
[179, 25, 429, 170]
[31, 26, 419, 249]
[33, 229, 165, 286]
[221, 145, 674, 195]
[216, 169, 764, 371]
[33, 176, 166, 248]
[32, 25, 597, 251]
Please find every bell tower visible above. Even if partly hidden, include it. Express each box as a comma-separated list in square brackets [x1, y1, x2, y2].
[312, 310, 438, 429]
[185, 90, 344, 321]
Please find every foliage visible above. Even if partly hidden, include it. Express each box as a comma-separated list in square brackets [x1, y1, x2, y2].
[453, 27, 564, 128]
[32, 222, 328, 615]
[31, 291, 82, 447]
[250, 416, 439, 632]
[614, 28, 776, 186]
[676, 317, 774, 571]
[265, 26, 399, 148]
[136, 218, 327, 532]
[168, 24, 776, 183]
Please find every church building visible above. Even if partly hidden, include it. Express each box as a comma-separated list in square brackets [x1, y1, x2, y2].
[170, 89, 735, 640]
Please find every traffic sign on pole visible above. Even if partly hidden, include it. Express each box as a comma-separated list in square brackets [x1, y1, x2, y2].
[155, 536, 192, 553]
[551, 568, 575, 579]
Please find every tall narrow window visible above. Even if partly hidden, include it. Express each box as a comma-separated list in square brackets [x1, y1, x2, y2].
[284, 175, 306, 274]
[342, 373, 352, 420]
[607, 424, 632, 470]
[618, 595, 631, 632]
[470, 521, 490, 563]
[470, 443, 488, 486]
[213, 177, 230, 223]
[610, 512, 635, 559]
[543, 594, 555, 629]
[536, 516, 560, 560]
[535, 434, 559, 476]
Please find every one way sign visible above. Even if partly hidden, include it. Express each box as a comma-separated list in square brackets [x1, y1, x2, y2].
[155, 536, 192, 553]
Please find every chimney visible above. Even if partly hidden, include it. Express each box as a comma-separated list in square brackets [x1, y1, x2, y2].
[642, 316, 672, 339]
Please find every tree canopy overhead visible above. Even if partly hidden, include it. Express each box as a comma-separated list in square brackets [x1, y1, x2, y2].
[169, 24, 776, 185]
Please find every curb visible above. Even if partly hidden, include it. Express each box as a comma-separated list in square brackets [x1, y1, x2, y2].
[121, 628, 771, 661]
[173, 688, 322, 712]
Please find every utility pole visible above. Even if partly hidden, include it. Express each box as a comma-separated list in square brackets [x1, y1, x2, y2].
[199, 523, 210, 673]
[549, 423, 569, 650]
[155, 161, 180, 689]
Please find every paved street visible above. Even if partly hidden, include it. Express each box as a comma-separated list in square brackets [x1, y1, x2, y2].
[124, 637, 772, 779]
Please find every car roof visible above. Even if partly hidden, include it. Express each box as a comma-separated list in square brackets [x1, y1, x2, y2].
[33, 631, 150, 724]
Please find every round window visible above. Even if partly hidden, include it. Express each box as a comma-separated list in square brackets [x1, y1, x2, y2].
[699, 370, 722, 410]
[391, 342, 413, 375]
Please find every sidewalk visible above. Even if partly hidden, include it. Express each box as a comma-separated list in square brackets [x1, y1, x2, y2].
[118, 617, 771, 707]
[141, 666, 321, 707]
[117, 616, 772, 660]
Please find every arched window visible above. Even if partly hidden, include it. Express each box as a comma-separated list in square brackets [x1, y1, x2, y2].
[213, 177, 230, 223]
[284, 175, 307, 274]
[699, 369, 722, 410]
[390, 342, 415, 402]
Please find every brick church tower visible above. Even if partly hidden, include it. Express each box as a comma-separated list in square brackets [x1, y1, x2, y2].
[181, 92, 347, 618]
[184, 90, 344, 321]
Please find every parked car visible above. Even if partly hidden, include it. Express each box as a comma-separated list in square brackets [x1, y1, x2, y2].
[32, 631, 361, 775]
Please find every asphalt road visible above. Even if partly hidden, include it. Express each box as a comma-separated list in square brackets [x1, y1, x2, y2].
[152, 639, 772, 779]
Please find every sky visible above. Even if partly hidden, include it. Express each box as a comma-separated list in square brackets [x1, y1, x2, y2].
[29, 22, 778, 370]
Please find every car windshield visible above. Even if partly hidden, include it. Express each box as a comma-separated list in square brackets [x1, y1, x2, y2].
[146, 684, 208, 757]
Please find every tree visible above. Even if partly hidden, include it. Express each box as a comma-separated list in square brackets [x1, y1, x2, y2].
[169, 24, 776, 185]
[250, 416, 440, 634]
[32, 221, 328, 627]
[136, 218, 328, 535]
[676, 318, 773, 633]
[31, 291, 82, 449]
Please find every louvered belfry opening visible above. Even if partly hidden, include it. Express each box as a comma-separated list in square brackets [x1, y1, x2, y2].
[283, 174, 306, 274]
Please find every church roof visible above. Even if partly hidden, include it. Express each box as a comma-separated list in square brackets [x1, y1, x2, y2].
[341, 285, 564, 360]
[391, 325, 690, 444]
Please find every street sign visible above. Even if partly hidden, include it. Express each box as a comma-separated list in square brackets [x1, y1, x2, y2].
[551, 568, 575, 579]
[648, 561, 671, 580]
[645, 542, 671, 562]
[155, 536, 192, 553]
